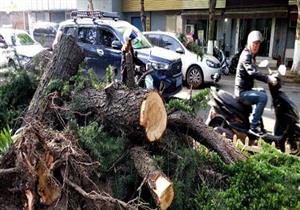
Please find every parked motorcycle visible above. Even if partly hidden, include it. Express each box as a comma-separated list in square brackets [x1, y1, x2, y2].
[206, 61, 300, 154]
[228, 49, 242, 74]
[213, 47, 230, 75]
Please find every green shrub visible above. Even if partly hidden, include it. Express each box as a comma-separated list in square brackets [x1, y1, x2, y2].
[0, 71, 38, 130]
[194, 143, 300, 210]
[177, 33, 204, 59]
[166, 88, 210, 116]
[76, 122, 127, 172]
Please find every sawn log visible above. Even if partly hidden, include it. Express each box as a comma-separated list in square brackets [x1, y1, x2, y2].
[71, 87, 167, 142]
[130, 146, 174, 210]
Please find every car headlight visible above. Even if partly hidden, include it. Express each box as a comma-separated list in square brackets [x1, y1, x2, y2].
[206, 59, 220, 68]
[150, 61, 169, 70]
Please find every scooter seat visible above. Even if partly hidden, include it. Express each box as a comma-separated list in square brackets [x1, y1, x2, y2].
[216, 89, 252, 114]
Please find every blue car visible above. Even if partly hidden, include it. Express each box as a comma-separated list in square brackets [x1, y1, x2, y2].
[53, 11, 183, 98]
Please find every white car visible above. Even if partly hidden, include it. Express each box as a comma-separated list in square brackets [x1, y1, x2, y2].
[0, 28, 45, 68]
[0, 33, 15, 68]
[143, 31, 221, 88]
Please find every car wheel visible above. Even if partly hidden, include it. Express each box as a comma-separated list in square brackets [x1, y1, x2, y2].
[8, 60, 16, 70]
[186, 66, 203, 88]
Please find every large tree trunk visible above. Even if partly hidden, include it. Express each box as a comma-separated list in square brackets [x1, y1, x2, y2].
[292, 1, 300, 73]
[207, 0, 217, 55]
[25, 34, 84, 121]
[130, 146, 174, 210]
[71, 88, 167, 142]
[167, 111, 246, 164]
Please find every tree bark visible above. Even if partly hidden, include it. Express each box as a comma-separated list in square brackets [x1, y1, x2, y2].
[140, 0, 146, 31]
[167, 111, 246, 164]
[88, 0, 94, 11]
[130, 146, 174, 210]
[71, 88, 167, 142]
[123, 50, 136, 88]
[292, 1, 300, 73]
[24, 49, 52, 76]
[25, 34, 84, 121]
[207, 0, 217, 55]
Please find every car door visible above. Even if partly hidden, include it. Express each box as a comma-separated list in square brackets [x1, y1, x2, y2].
[160, 34, 183, 52]
[159, 34, 190, 75]
[76, 26, 106, 78]
[97, 27, 122, 79]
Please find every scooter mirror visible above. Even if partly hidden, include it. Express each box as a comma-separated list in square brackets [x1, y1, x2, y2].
[258, 60, 269, 68]
[278, 65, 287, 76]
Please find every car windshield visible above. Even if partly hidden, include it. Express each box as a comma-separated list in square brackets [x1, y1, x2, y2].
[15, 33, 35, 46]
[116, 26, 152, 49]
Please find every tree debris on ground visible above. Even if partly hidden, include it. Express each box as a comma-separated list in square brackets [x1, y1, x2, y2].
[6, 34, 298, 210]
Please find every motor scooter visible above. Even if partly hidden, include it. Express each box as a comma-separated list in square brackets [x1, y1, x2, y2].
[228, 49, 243, 74]
[213, 47, 230, 75]
[206, 62, 300, 154]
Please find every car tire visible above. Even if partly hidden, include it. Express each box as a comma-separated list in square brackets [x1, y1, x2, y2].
[186, 65, 203, 89]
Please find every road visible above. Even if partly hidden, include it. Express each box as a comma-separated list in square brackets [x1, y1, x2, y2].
[174, 74, 300, 133]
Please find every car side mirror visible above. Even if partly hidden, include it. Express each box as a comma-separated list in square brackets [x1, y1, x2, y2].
[111, 40, 122, 50]
[176, 47, 184, 54]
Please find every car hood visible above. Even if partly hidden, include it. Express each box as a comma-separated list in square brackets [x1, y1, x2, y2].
[136, 46, 180, 63]
[185, 50, 220, 64]
[15, 44, 44, 57]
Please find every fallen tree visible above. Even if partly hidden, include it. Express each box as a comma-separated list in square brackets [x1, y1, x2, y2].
[71, 87, 167, 142]
[0, 33, 248, 209]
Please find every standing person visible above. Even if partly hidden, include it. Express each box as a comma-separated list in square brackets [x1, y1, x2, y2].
[234, 30, 277, 136]
[121, 29, 142, 88]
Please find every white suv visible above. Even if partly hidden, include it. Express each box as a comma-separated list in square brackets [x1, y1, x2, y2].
[143, 31, 221, 88]
[0, 28, 44, 68]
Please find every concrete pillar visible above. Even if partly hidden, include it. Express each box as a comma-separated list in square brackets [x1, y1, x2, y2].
[234, 18, 240, 53]
[269, 17, 276, 58]
[176, 15, 183, 34]
[45, 11, 50, 21]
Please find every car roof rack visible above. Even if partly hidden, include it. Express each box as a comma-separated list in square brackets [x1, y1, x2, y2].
[71, 10, 120, 22]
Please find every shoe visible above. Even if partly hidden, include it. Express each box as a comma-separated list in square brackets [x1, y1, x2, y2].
[248, 127, 264, 137]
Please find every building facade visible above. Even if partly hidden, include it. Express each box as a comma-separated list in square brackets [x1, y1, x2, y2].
[0, 0, 76, 31]
[121, 0, 297, 64]
[0, 0, 297, 63]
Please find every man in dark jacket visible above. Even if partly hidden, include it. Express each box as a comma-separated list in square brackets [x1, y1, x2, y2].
[234, 30, 277, 136]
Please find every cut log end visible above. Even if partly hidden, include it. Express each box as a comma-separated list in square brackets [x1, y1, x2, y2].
[153, 175, 174, 210]
[140, 91, 167, 142]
